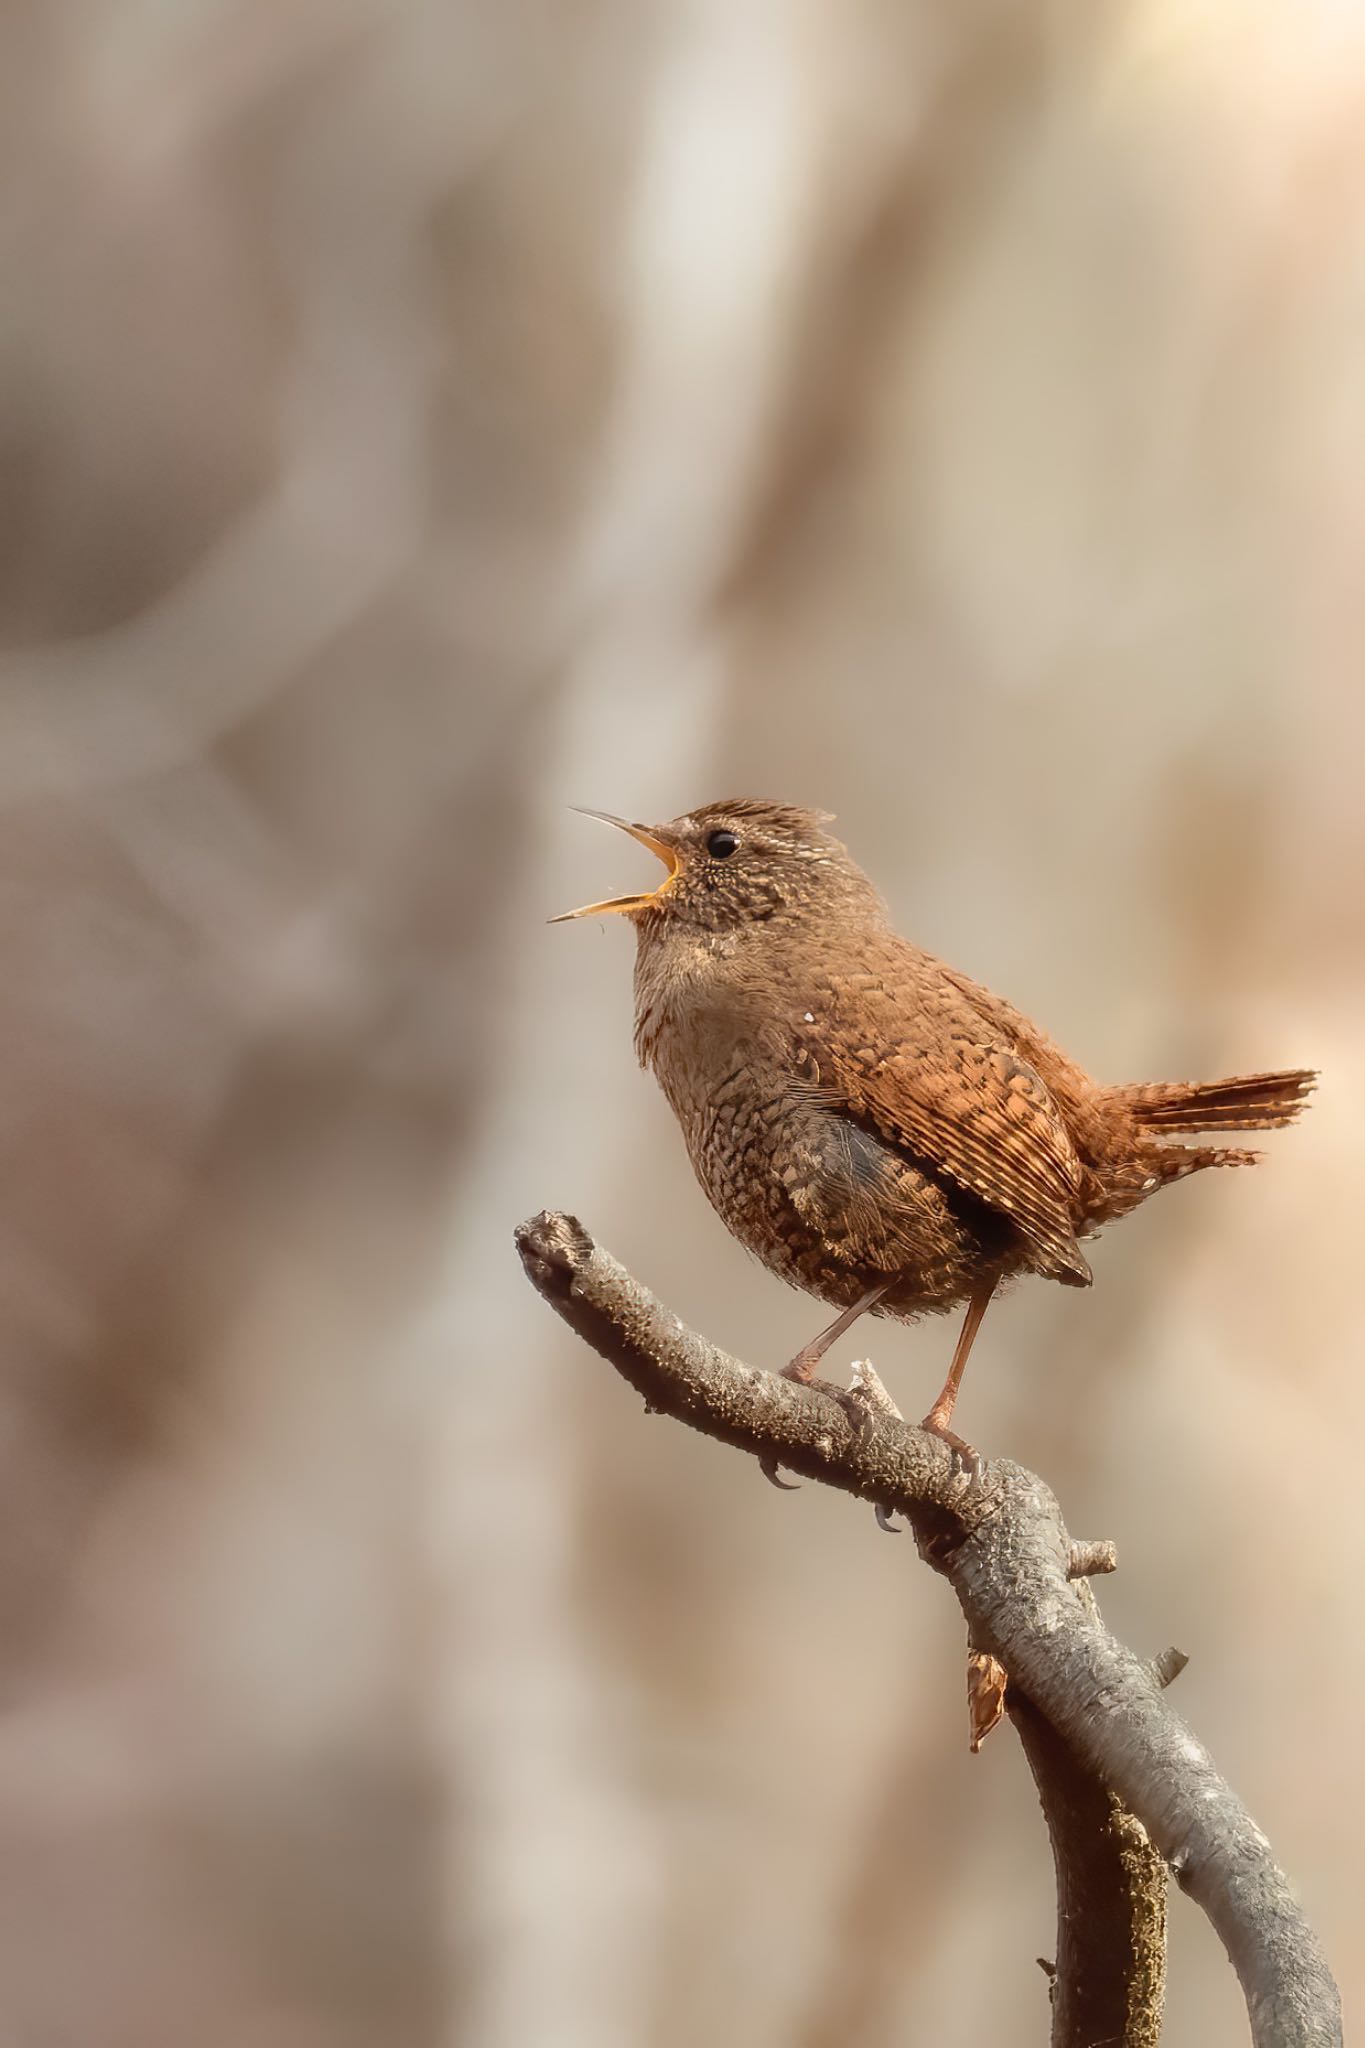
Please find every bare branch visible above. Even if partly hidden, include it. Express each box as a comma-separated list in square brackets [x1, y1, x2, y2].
[515, 1210, 1343, 2048]
[1010, 1691, 1167, 2048]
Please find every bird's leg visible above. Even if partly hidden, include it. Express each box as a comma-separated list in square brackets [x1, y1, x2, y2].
[920, 1280, 997, 1469]
[766, 1281, 897, 1470]
[760, 1285, 894, 1489]
[782, 1281, 895, 1385]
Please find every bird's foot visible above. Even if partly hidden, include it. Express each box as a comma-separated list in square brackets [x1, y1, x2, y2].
[918, 1409, 984, 1483]
[780, 1343, 825, 1386]
[757, 1354, 820, 1490]
[780, 1359, 877, 1441]
[782, 1356, 908, 1525]
[845, 1363, 909, 1530]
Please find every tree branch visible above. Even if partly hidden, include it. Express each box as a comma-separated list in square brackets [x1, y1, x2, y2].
[515, 1210, 1343, 2048]
[1010, 1673, 1167, 2047]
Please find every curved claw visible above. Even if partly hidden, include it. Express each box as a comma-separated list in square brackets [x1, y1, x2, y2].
[759, 1455, 801, 1491]
[875, 1503, 902, 1534]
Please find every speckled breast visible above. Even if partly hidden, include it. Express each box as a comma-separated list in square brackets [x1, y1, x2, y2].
[645, 1024, 1009, 1319]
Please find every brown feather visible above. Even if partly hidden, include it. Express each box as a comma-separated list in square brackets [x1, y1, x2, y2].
[1108, 1069, 1316, 1133]
[800, 936, 1093, 1284]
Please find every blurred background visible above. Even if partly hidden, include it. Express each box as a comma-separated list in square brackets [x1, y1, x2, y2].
[1, 1, 1361, 2042]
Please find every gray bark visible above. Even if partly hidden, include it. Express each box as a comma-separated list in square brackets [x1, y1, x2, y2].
[516, 1209, 1343, 2048]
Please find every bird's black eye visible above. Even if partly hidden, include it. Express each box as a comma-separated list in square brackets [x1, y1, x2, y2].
[706, 829, 739, 860]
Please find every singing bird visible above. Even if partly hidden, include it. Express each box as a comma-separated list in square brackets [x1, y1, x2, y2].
[553, 799, 1314, 1455]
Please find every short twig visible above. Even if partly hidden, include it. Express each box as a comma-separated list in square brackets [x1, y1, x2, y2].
[1067, 1539, 1119, 1578]
[1148, 1645, 1190, 1691]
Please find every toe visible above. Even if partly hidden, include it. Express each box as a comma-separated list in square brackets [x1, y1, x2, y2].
[919, 1415, 983, 1481]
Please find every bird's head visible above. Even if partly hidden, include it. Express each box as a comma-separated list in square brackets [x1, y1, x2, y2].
[550, 798, 881, 938]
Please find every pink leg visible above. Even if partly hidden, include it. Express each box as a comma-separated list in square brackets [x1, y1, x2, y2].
[921, 1279, 998, 1457]
[783, 1280, 895, 1384]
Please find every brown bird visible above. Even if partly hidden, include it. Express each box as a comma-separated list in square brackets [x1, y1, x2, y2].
[553, 799, 1314, 1457]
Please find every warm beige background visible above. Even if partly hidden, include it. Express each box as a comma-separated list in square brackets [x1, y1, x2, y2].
[1, 2, 1360, 2043]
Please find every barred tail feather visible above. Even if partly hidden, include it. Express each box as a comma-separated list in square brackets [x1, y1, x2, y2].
[1110, 1068, 1316, 1135]
[1155, 1143, 1262, 1179]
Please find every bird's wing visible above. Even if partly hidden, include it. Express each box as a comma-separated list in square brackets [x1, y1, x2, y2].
[799, 957, 1090, 1282]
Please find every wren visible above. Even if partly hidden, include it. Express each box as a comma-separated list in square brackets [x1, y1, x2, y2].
[553, 799, 1315, 1452]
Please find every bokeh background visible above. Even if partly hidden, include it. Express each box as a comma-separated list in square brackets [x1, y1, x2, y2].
[2, 2, 1362, 2043]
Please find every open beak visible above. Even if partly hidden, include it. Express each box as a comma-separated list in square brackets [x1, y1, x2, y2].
[549, 809, 681, 922]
